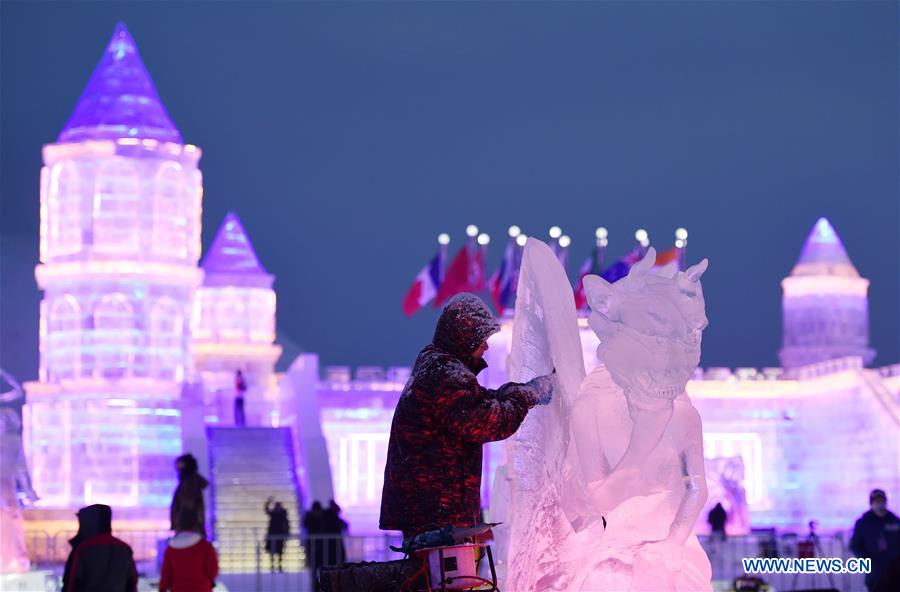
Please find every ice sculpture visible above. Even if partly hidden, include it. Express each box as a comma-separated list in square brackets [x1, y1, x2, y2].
[491, 239, 712, 591]
[0, 370, 38, 574]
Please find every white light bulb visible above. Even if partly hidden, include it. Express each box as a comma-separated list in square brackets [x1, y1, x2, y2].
[549, 226, 562, 239]
[516, 235, 527, 247]
[466, 225, 479, 237]
[508, 225, 521, 237]
[595, 227, 608, 239]
[438, 233, 450, 245]
[675, 239, 685, 248]
[635, 229, 648, 243]
[675, 227, 688, 240]
[559, 235, 571, 248]
[477, 233, 490, 246]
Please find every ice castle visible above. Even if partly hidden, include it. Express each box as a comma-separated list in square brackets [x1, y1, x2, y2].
[18, 24, 899, 550]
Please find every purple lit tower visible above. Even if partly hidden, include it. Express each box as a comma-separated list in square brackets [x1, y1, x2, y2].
[24, 23, 202, 508]
[779, 218, 876, 369]
[194, 213, 282, 425]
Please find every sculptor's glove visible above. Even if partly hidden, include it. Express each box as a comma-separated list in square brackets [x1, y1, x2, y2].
[527, 369, 556, 406]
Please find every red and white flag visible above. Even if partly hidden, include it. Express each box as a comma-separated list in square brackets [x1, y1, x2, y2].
[435, 240, 484, 306]
[402, 251, 444, 316]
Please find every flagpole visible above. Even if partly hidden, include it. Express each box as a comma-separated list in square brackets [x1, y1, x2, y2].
[465, 224, 479, 271]
[675, 227, 688, 271]
[438, 232, 450, 283]
[558, 234, 571, 274]
[477, 232, 490, 295]
[466, 224, 482, 293]
[635, 228, 649, 257]
[596, 227, 608, 270]
[549, 226, 562, 258]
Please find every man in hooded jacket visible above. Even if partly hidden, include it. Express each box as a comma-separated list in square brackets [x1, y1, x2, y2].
[380, 293, 554, 539]
[61, 504, 137, 592]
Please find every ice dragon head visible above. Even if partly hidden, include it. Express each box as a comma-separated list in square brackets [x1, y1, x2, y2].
[583, 248, 709, 402]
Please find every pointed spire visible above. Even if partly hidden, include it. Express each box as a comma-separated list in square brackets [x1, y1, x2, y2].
[201, 213, 273, 288]
[58, 22, 182, 144]
[790, 217, 859, 278]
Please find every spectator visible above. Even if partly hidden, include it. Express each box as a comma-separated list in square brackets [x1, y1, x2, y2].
[234, 370, 247, 427]
[302, 501, 325, 574]
[850, 489, 900, 592]
[61, 504, 137, 592]
[708, 502, 728, 542]
[265, 497, 290, 573]
[170, 453, 208, 538]
[158, 515, 218, 592]
[322, 499, 348, 567]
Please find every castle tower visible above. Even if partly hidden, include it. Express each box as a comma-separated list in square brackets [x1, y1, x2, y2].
[194, 213, 282, 425]
[779, 218, 875, 369]
[24, 23, 203, 508]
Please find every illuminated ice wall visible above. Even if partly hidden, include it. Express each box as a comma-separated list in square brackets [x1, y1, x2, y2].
[194, 213, 282, 426]
[24, 23, 202, 508]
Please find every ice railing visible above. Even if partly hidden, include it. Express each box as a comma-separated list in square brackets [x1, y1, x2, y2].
[877, 363, 900, 378]
[319, 366, 411, 391]
[317, 360, 899, 387]
[693, 356, 891, 382]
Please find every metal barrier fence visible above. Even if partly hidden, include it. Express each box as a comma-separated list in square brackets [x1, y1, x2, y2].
[24, 529, 868, 591]
[25, 529, 171, 565]
[699, 531, 866, 592]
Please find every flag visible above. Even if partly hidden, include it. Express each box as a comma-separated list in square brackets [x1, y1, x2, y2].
[654, 247, 679, 268]
[600, 246, 643, 283]
[402, 251, 443, 316]
[488, 239, 517, 315]
[435, 240, 485, 306]
[574, 246, 603, 309]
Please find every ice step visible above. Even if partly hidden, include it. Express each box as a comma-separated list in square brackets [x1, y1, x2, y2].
[208, 426, 304, 574]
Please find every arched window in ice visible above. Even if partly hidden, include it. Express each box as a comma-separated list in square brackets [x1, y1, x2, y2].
[93, 161, 141, 254]
[152, 162, 188, 259]
[94, 294, 136, 379]
[47, 295, 82, 380]
[150, 297, 184, 381]
[47, 163, 82, 257]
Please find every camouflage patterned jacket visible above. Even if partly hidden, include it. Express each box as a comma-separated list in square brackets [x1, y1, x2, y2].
[379, 294, 541, 536]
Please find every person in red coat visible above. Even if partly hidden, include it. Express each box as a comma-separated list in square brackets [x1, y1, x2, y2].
[380, 293, 554, 539]
[158, 517, 219, 592]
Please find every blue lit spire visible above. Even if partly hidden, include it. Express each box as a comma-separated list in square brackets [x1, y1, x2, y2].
[201, 213, 273, 288]
[791, 217, 858, 277]
[58, 22, 182, 144]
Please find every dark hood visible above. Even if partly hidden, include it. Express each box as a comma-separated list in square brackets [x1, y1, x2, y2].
[70, 504, 112, 546]
[179, 472, 209, 491]
[433, 293, 500, 362]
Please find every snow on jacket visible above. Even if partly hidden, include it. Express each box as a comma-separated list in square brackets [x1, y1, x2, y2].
[62, 504, 137, 592]
[158, 531, 219, 592]
[379, 293, 542, 536]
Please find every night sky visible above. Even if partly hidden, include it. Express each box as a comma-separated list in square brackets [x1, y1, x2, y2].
[1, 1, 898, 380]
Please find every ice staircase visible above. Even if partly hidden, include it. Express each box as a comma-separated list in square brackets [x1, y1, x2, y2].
[859, 369, 900, 426]
[208, 427, 305, 572]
